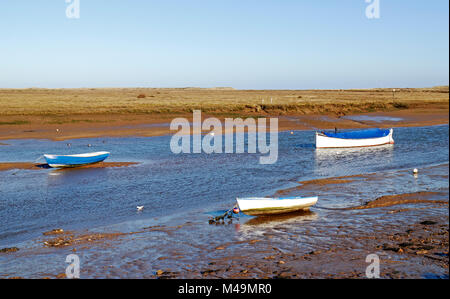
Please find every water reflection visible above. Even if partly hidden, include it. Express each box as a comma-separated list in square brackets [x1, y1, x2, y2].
[242, 210, 317, 228]
[315, 144, 394, 159]
[314, 144, 394, 177]
[234, 210, 318, 239]
[46, 167, 110, 186]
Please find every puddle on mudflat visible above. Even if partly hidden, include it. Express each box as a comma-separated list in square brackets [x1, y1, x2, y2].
[343, 115, 403, 123]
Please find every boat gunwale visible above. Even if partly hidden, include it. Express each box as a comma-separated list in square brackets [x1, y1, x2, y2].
[315, 129, 392, 141]
[315, 141, 394, 149]
[237, 196, 318, 201]
[44, 151, 110, 159]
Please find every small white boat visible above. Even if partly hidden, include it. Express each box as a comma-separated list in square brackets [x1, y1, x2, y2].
[44, 151, 110, 168]
[236, 196, 318, 216]
[316, 128, 394, 148]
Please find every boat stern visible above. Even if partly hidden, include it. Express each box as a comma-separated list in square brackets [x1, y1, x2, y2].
[388, 128, 395, 144]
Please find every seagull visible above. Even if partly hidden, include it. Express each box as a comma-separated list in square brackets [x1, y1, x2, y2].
[137, 206, 144, 211]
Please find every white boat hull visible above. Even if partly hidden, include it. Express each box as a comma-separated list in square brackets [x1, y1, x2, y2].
[315, 129, 394, 148]
[236, 196, 318, 216]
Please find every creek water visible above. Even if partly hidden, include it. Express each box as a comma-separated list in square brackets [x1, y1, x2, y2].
[0, 125, 448, 278]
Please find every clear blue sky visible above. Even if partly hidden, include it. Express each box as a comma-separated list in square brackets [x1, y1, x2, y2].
[0, 0, 448, 89]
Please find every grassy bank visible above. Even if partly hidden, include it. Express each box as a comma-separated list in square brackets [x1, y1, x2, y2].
[0, 86, 448, 120]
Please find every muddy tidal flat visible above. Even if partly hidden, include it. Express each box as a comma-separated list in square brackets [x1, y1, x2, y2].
[0, 108, 448, 279]
[0, 87, 448, 141]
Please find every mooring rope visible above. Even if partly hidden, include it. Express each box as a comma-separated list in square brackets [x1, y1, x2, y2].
[208, 204, 239, 224]
[313, 205, 347, 211]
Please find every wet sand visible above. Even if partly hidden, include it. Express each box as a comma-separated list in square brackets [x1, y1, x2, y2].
[189, 217, 448, 279]
[0, 162, 138, 172]
[41, 229, 140, 249]
[0, 108, 447, 141]
[347, 192, 448, 210]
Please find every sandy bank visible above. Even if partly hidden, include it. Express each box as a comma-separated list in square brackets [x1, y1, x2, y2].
[0, 108, 447, 141]
[0, 162, 138, 172]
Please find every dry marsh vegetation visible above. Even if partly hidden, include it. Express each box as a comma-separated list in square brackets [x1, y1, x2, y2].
[0, 87, 448, 120]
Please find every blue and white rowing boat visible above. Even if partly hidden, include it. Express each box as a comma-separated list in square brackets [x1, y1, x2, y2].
[236, 196, 318, 216]
[44, 151, 110, 168]
[315, 128, 394, 148]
